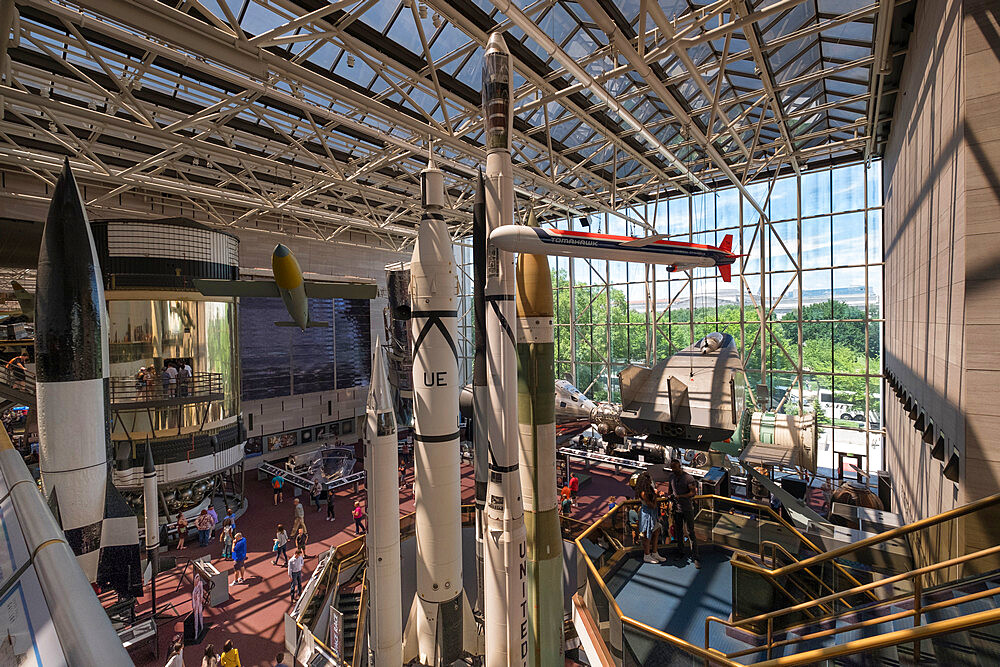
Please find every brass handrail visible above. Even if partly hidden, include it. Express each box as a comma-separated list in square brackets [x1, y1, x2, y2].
[352, 568, 368, 667]
[760, 539, 840, 605]
[705, 542, 1000, 656]
[294, 619, 346, 666]
[756, 490, 1000, 579]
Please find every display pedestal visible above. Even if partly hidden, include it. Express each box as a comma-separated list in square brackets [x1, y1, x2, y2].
[183, 613, 211, 645]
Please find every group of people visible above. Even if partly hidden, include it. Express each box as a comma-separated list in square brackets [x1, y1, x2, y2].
[559, 474, 580, 515]
[632, 459, 700, 568]
[134, 360, 193, 398]
[165, 638, 271, 667]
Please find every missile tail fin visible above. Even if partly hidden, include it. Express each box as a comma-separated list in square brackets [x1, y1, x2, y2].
[719, 234, 733, 253]
[305, 321, 329, 328]
[718, 263, 732, 283]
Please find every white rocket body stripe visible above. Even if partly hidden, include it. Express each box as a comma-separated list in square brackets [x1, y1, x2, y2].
[143, 448, 159, 552]
[365, 341, 402, 667]
[483, 31, 529, 667]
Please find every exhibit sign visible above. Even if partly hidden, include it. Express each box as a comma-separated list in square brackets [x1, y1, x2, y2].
[328, 606, 344, 659]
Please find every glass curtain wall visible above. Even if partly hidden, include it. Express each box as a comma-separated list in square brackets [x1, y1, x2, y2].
[455, 161, 883, 474]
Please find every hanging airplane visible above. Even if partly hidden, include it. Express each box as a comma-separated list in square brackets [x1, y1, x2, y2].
[193, 244, 376, 330]
[489, 226, 738, 282]
[10, 281, 34, 321]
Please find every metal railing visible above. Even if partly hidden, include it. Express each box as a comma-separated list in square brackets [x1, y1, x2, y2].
[109, 371, 224, 405]
[0, 362, 35, 398]
[573, 491, 1000, 667]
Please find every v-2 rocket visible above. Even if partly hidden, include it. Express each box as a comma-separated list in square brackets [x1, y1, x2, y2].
[482, 31, 529, 667]
[35, 159, 141, 593]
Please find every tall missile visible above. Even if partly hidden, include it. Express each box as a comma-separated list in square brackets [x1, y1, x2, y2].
[515, 208, 564, 664]
[365, 339, 402, 667]
[404, 152, 475, 665]
[482, 31, 529, 667]
[36, 159, 140, 589]
[471, 168, 488, 617]
[143, 443, 160, 616]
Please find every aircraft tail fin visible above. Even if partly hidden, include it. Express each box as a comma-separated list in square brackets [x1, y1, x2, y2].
[306, 321, 328, 328]
[719, 234, 733, 253]
[718, 263, 732, 283]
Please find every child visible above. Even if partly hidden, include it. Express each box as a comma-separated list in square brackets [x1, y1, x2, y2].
[220, 518, 234, 560]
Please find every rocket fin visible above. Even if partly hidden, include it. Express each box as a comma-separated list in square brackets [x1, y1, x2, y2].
[47, 487, 62, 526]
[402, 596, 421, 663]
[305, 321, 329, 328]
[461, 591, 482, 655]
[718, 263, 732, 282]
[97, 476, 142, 597]
[719, 234, 733, 253]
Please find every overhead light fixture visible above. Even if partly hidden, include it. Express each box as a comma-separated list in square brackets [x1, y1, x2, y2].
[419, 3, 427, 18]
[578, 216, 589, 228]
[347, 54, 355, 68]
[432, 13, 442, 28]
[931, 434, 945, 461]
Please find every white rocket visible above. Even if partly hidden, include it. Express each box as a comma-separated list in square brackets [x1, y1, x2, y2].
[36, 159, 140, 591]
[364, 339, 402, 666]
[404, 153, 476, 665]
[482, 31, 530, 667]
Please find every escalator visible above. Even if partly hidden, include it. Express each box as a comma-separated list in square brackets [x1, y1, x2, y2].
[337, 589, 363, 662]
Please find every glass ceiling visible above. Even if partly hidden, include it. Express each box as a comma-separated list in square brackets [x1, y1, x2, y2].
[0, 0, 912, 249]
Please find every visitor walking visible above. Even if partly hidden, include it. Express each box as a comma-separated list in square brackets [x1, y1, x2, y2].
[288, 548, 305, 601]
[272, 524, 289, 566]
[326, 490, 336, 521]
[232, 532, 248, 584]
[201, 644, 221, 667]
[220, 639, 241, 667]
[294, 526, 308, 554]
[310, 479, 323, 512]
[175, 513, 188, 550]
[165, 638, 184, 667]
[225, 506, 237, 531]
[352, 501, 366, 535]
[207, 505, 218, 540]
[569, 473, 580, 505]
[196, 509, 214, 548]
[220, 518, 234, 560]
[272, 472, 285, 505]
[291, 497, 306, 535]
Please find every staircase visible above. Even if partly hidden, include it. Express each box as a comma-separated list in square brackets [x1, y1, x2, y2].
[0, 364, 34, 411]
[337, 588, 363, 662]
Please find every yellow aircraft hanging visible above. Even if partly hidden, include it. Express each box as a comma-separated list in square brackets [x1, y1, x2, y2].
[193, 244, 376, 330]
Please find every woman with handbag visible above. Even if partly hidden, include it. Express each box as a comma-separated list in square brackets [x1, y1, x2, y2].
[272, 523, 289, 566]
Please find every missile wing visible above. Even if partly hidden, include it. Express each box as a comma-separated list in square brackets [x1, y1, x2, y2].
[10, 281, 34, 321]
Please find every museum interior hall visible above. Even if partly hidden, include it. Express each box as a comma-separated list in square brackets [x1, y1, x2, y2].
[1, 0, 999, 665]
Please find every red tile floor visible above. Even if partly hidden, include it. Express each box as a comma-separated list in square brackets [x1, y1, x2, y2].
[126, 459, 631, 666]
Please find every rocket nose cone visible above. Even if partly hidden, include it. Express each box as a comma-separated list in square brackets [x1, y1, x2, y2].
[486, 31, 509, 55]
[143, 442, 156, 474]
[273, 243, 291, 258]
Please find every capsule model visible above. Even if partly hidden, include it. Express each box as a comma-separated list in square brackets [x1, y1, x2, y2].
[471, 168, 488, 617]
[482, 31, 530, 667]
[515, 208, 564, 665]
[403, 153, 475, 665]
[364, 339, 403, 667]
[36, 159, 140, 589]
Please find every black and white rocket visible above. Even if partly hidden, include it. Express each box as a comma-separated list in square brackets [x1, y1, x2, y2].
[404, 152, 476, 664]
[482, 31, 529, 666]
[36, 160, 141, 592]
[471, 168, 488, 618]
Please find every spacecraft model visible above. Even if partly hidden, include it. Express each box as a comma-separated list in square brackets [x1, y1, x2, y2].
[35, 159, 141, 591]
[482, 30, 530, 667]
[365, 340, 403, 666]
[462, 379, 596, 447]
[608, 333, 746, 449]
[193, 243, 376, 330]
[490, 226, 738, 282]
[515, 208, 564, 664]
[404, 154, 476, 664]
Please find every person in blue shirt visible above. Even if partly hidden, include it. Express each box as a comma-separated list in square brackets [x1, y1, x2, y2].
[272, 474, 285, 505]
[232, 532, 248, 584]
[274, 652, 289, 667]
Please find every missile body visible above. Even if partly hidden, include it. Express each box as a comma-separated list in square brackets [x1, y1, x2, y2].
[471, 169, 488, 617]
[36, 160, 140, 587]
[143, 444, 159, 553]
[404, 155, 472, 665]
[515, 210, 564, 664]
[482, 31, 529, 667]
[364, 339, 403, 667]
[490, 226, 738, 282]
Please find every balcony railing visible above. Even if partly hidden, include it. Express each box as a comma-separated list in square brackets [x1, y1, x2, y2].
[109, 372, 224, 407]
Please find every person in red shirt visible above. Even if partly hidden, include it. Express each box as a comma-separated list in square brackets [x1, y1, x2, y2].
[569, 474, 580, 505]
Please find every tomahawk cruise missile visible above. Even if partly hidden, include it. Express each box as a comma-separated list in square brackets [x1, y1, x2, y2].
[36, 160, 140, 588]
[365, 339, 403, 667]
[404, 153, 475, 665]
[482, 31, 530, 667]
[491, 226, 738, 282]
[515, 209, 564, 665]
